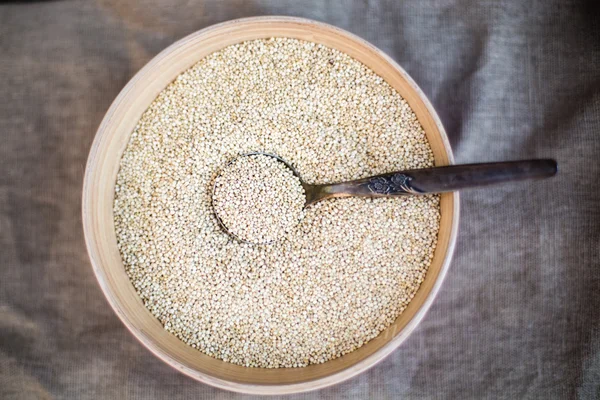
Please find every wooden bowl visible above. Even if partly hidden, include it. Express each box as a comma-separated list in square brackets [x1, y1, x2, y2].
[82, 16, 459, 394]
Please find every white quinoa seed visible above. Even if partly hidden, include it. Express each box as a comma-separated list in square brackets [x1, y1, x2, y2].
[212, 154, 305, 244]
[114, 38, 441, 368]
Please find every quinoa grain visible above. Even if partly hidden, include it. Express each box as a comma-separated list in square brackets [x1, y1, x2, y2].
[212, 154, 305, 244]
[114, 38, 440, 368]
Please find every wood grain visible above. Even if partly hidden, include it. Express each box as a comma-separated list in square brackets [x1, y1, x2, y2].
[82, 16, 459, 395]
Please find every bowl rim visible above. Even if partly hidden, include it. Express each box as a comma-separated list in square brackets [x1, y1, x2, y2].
[82, 15, 459, 394]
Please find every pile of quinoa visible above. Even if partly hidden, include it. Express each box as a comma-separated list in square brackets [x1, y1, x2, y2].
[114, 38, 440, 368]
[212, 154, 305, 244]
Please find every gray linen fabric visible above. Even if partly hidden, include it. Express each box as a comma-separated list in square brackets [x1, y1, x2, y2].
[1, 1, 598, 398]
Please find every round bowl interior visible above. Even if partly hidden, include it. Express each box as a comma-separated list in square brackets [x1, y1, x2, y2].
[82, 16, 459, 395]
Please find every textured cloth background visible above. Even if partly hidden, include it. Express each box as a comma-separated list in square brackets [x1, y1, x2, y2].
[1, 1, 599, 399]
